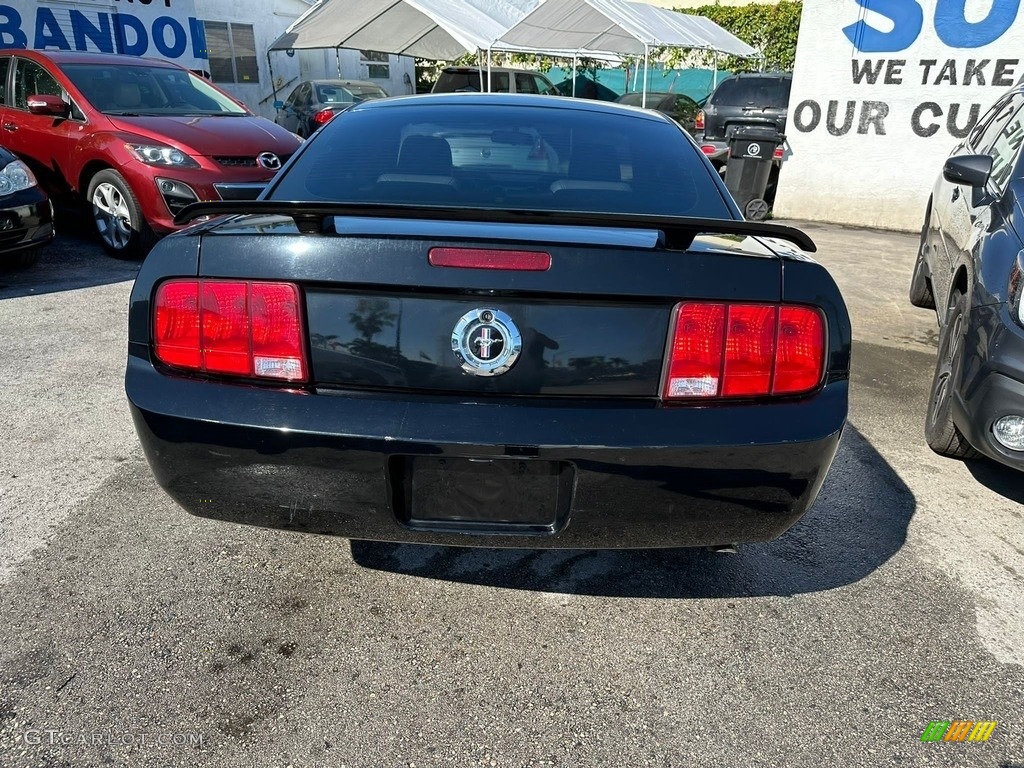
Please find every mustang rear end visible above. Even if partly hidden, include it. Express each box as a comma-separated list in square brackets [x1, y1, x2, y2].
[125, 95, 849, 549]
[126, 208, 849, 549]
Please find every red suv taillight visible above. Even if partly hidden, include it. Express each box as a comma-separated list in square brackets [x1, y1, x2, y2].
[694, 109, 705, 132]
[662, 302, 825, 400]
[154, 279, 307, 383]
[313, 108, 336, 126]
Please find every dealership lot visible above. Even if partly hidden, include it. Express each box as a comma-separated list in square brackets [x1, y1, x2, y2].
[1, 221, 1023, 766]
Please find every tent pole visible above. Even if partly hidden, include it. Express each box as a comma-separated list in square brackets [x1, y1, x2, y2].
[641, 44, 648, 108]
[336, 47, 342, 78]
[267, 50, 278, 104]
[713, 52, 718, 89]
[572, 53, 577, 96]
[487, 48, 492, 92]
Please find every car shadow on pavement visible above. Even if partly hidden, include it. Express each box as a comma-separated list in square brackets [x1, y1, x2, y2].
[964, 458, 1024, 504]
[351, 425, 915, 598]
[0, 205, 139, 299]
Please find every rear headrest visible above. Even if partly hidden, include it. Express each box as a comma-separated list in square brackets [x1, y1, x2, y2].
[568, 143, 621, 182]
[397, 135, 453, 176]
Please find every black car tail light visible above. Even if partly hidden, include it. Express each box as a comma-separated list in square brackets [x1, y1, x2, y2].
[662, 302, 825, 400]
[154, 279, 307, 383]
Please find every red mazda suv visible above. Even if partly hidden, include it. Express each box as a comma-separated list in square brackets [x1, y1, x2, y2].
[0, 50, 302, 258]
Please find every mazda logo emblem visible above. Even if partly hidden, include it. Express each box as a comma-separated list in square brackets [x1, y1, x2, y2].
[257, 152, 282, 170]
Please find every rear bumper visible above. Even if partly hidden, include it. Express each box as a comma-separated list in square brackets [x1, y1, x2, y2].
[126, 356, 848, 548]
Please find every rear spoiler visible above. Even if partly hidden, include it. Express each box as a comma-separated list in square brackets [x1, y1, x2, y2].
[174, 201, 816, 253]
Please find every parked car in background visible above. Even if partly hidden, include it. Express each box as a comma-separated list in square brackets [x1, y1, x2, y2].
[0, 144, 54, 269]
[696, 72, 792, 155]
[431, 66, 558, 95]
[0, 50, 302, 259]
[127, 93, 850, 551]
[910, 82, 1024, 472]
[695, 72, 793, 203]
[615, 91, 702, 135]
[274, 79, 389, 138]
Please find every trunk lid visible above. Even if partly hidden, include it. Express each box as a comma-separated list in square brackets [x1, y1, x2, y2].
[196, 216, 783, 398]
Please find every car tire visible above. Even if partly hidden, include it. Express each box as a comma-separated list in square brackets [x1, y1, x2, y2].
[925, 290, 979, 459]
[11, 246, 40, 269]
[87, 169, 156, 260]
[909, 209, 936, 309]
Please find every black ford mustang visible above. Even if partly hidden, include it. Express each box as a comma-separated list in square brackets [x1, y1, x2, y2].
[911, 82, 1024, 471]
[126, 94, 850, 549]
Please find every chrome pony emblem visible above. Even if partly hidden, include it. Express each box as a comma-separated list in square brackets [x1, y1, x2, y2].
[451, 308, 522, 376]
[257, 152, 282, 170]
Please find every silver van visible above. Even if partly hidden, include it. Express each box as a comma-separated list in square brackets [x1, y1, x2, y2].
[431, 66, 558, 95]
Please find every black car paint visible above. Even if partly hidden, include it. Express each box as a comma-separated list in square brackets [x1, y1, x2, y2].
[0, 145, 55, 263]
[126, 94, 851, 547]
[916, 83, 1024, 470]
[0, 186, 53, 259]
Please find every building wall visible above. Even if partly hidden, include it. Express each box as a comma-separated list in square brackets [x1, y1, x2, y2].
[193, 0, 413, 120]
[774, 0, 1024, 231]
[3, 0, 415, 120]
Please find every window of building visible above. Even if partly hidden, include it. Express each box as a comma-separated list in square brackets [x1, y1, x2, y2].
[201, 21, 259, 84]
[360, 50, 389, 79]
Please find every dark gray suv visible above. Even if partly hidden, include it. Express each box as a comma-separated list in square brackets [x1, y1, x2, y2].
[696, 72, 793, 168]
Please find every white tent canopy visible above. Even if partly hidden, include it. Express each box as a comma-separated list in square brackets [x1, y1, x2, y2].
[270, 0, 540, 61]
[492, 0, 758, 58]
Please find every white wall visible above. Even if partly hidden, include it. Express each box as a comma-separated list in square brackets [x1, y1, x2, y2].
[195, 0, 415, 119]
[774, 0, 1024, 231]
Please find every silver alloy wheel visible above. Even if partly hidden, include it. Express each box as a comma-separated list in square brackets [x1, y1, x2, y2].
[91, 181, 133, 251]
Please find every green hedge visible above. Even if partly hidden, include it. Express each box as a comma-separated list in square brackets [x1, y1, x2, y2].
[683, 1, 802, 72]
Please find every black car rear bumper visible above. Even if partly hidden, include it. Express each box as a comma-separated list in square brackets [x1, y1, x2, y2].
[0, 188, 54, 257]
[126, 356, 847, 548]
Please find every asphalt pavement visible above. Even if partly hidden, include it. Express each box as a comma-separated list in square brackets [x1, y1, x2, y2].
[0, 216, 1021, 767]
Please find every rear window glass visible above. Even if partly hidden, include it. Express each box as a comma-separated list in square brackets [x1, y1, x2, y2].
[711, 77, 791, 109]
[268, 102, 730, 218]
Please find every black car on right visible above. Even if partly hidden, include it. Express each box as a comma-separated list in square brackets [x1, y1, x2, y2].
[910, 82, 1024, 470]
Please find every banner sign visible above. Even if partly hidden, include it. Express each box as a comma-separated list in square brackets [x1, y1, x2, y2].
[0, 0, 207, 70]
[774, 0, 1024, 230]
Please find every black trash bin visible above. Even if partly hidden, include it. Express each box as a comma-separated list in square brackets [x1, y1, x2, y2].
[724, 126, 784, 221]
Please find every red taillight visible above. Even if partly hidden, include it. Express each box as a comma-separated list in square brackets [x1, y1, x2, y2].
[153, 281, 200, 369]
[695, 109, 705, 131]
[663, 302, 825, 400]
[722, 304, 776, 397]
[700, 144, 717, 156]
[154, 279, 307, 382]
[774, 146, 784, 159]
[313, 108, 336, 125]
[428, 247, 551, 271]
[774, 306, 826, 394]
